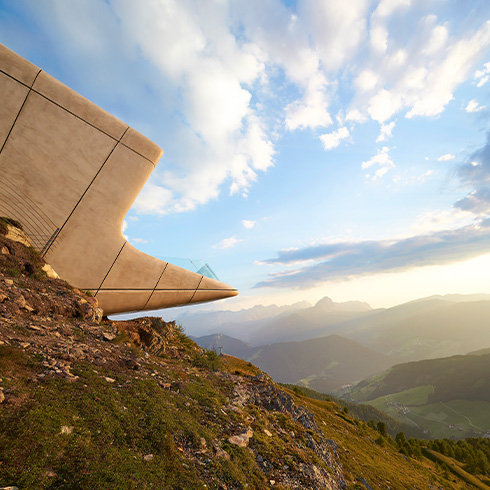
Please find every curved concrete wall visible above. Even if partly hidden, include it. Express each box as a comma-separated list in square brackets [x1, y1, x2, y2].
[0, 44, 237, 315]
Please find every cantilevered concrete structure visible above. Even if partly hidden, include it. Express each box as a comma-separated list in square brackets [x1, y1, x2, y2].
[0, 44, 237, 315]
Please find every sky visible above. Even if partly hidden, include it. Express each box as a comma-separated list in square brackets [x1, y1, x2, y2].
[1, 0, 490, 311]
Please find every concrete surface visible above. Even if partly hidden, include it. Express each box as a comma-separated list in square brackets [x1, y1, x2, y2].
[0, 43, 237, 315]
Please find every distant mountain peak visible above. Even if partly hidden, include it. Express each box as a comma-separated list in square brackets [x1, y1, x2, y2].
[314, 296, 372, 312]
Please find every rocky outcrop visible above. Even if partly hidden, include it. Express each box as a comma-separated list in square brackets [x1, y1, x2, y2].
[0, 221, 102, 323]
[232, 377, 346, 489]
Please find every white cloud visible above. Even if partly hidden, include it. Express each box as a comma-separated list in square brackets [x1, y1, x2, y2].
[285, 73, 332, 130]
[122, 219, 128, 240]
[369, 0, 411, 54]
[362, 146, 394, 180]
[213, 236, 242, 249]
[355, 69, 378, 92]
[22, 1, 490, 216]
[319, 126, 350, 151]
[356, 11, 490, 124]
[474, 62, 490, 87]
[300, 0, 370, 70]
[465, 99, 487, 113]
[437, 153, 455, 162]
[242, 220, 256, 229]
[132, 238, 148, 244]
[368, 89, 403, 123]
[376, 121, 395, 142]
[422, 23, 449, 56]
[345, 109, 367, 123]
[108, 0, 274, 214]
[411, 209, 474, 235]
[405, 21, 490, 119]
[133, 183, 174, 214]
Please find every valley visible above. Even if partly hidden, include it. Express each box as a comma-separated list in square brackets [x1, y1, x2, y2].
[187, 295, 490, 440]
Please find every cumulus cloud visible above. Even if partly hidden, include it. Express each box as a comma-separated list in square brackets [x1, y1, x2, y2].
[359, 13, 490, 123]
[437, 153, 455, 162]
[466, 99, 487, 113]
[474, 62, 490, 87]
[242, 220, 256, 229]
[16, 0, 490, 215]
[320, 127, 350, 151]
[213, 236, 242, 249]
[404, 20, 490, 119]
[255, 223, 490, 289]
[376, 121, 395, 142]
[361, 146, 394, 180]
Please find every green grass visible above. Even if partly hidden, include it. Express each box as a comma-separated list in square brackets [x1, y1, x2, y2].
[364, 389, 490, 439]
[365, 384, 433, 408]
[0, 350, 269, 490]
[424, 449, 490, 490]
[2, 329, 489, 489]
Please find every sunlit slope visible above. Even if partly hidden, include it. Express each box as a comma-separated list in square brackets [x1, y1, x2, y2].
[343, 352, 490, 439]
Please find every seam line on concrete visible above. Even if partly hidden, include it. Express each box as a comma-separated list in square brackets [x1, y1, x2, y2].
[0, 69, 157, 166]
[188, 277, 204, 303]
[95, 241, 127, 296]
[0, 68, 36, 89]
[42, 127, 128, 257]
[0, 68, 42, 155]
[33, 90, 157, 166]
[142, 262, 169, 310]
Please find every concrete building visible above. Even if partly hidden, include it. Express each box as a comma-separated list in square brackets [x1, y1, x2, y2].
[0, 43, 237, 315]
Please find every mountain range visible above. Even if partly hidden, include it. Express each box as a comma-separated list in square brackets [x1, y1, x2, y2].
[184, 294, 490, 359]
[190, 293, 490, 394]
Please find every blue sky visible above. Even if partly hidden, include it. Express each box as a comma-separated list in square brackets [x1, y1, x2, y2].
[1, 0, 490, 310]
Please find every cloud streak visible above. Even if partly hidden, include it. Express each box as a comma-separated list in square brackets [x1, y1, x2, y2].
[255, 223, 490, 289]
[214, 236, 242, 249]
[256, 133, 490, 289]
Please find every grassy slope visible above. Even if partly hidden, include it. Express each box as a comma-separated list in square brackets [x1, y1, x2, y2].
[285, 391, 477, 490]
[0, 335, 482, 490]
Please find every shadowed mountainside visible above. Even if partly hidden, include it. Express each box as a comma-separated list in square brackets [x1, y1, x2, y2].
[194, 333, 395, 393]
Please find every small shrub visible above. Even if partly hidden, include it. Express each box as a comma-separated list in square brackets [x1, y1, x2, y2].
[192, 348, 221, 370]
